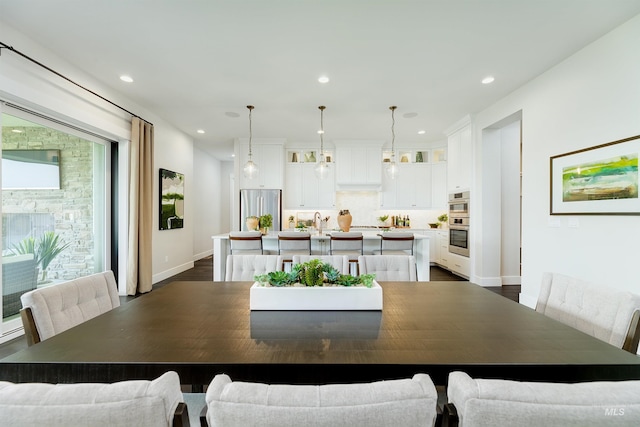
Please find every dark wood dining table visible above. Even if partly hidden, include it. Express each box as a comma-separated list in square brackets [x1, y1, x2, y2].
[1, 281, 640, 387]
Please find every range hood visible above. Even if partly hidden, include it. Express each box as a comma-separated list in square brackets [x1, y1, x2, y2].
[335, 183, 381, 192]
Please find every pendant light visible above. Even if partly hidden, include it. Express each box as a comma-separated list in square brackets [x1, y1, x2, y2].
[315, 105, 329, 179]
[385, 105, 399, 179]
[243, 105, 259, 179]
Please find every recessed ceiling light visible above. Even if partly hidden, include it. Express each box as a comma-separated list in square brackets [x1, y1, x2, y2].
[225, 112, 240, 118]
[231, 153, 235, 157]
[403, 112, 418, 119]
[120, 75, 134, 83]
[482, 76, 495, 84]
[317, 130, 324, 134]
[418, 130, 426, 135]
[318, 76, 330, 83]
[197, 129, 205, 134]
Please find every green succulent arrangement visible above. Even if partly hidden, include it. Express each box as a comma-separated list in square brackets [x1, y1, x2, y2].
[254, 259, 376, 288]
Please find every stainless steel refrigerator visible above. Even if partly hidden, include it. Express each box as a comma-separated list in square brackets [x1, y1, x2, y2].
[239, 189, 282, 231]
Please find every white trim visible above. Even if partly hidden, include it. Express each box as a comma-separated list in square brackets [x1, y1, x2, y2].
[0, 324, 24, 345]
[193, 249, 212, 262]
[501, 275, 522, 285]
[152, 260, 194, 284]
[473, 275, 503, 286]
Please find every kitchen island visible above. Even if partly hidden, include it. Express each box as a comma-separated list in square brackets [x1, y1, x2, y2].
[212, 230, 430, 281]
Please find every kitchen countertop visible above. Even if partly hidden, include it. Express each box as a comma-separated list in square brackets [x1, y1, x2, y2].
[212, 230, 431, 281]
[212, 229, 433, 239]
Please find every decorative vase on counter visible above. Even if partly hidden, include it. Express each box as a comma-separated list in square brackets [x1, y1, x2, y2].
[246, 216, 259, 231]
[337, 210, 352, 232]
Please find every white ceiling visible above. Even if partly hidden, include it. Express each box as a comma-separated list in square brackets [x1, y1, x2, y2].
[2, 0, 640, 160]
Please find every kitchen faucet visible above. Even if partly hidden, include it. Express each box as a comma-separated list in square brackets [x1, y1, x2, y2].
[313, 211, 322, 234]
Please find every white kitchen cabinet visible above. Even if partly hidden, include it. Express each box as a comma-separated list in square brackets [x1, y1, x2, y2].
[284, 162, 335, 209]
[236, 139, 284, 189]
[380, 146, 446, 209]
[335, 140, 383, 189]
[446, 116, 472, 192]
[431, 162, 448, 208]
[396, 163, 432, 208]
[436, 230, 449, 268]
[448, 252, 470, 278]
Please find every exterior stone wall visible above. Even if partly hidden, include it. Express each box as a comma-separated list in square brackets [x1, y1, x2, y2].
[2, 125, 96, 281]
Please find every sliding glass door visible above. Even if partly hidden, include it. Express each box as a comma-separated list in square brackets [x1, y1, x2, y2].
[1, 110, 110, 335]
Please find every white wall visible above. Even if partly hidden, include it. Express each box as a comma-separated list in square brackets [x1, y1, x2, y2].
[192, 147, 223, 261]
[152, 123, 195, 283]
[472, 14, 640, 306]
[0, 23, 222, 289]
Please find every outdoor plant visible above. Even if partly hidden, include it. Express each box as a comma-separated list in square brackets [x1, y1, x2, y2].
[11, 231, 71, 282]
[254, 259, 376, 288]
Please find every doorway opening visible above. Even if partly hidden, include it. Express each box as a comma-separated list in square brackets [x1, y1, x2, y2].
[481, 111, 522, 285]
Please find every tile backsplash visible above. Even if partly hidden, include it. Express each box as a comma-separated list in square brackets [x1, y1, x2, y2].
[283, 191, 447, 230]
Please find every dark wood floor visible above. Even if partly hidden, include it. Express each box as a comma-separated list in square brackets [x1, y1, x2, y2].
[0, 256, 520, 359]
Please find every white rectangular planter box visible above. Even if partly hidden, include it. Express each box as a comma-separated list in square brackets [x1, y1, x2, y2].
[250, 281, 383, 311]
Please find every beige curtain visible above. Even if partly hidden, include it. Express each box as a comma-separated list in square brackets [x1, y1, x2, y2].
[127, 117, 154, 295]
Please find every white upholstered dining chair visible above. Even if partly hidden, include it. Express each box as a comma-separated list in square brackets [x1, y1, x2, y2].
[202, 373, 439, 427]
[444, 371, 640, 427]
[358, 255, 417, 281]
[20, 270, 120, 346]
[224, 255, 282, 281]
[536, 272, 640, 354]
[0, 371, 189, 427]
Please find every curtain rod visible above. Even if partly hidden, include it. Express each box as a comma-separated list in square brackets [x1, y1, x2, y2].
[0, 41, 153, 126]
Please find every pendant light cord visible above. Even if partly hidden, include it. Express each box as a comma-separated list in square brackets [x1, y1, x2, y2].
[319, 105, 326, 155]
[390, 105, 397, 155]
[247, 105, 254, 158]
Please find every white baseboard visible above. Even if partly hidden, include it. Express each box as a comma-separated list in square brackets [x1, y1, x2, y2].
[193, 249, 212, 262]
[470, 275, 521, 287]
[501, 275, 522, 285]
[153, 260, 195, 284]
[472, 276, 503, 287]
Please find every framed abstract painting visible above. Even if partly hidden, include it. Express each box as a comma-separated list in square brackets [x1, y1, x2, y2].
[550, 135, 640, 215]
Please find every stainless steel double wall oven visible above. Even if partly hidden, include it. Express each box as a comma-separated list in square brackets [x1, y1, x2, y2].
[448, 191, 470, 257]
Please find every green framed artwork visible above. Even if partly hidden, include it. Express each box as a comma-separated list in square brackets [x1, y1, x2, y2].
[159, 168, 184, 229]
[550, 135, 640, 215]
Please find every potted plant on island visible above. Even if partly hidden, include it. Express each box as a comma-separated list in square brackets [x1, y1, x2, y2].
[377, 215, 390, 228]
[259, 213, 273, 235]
